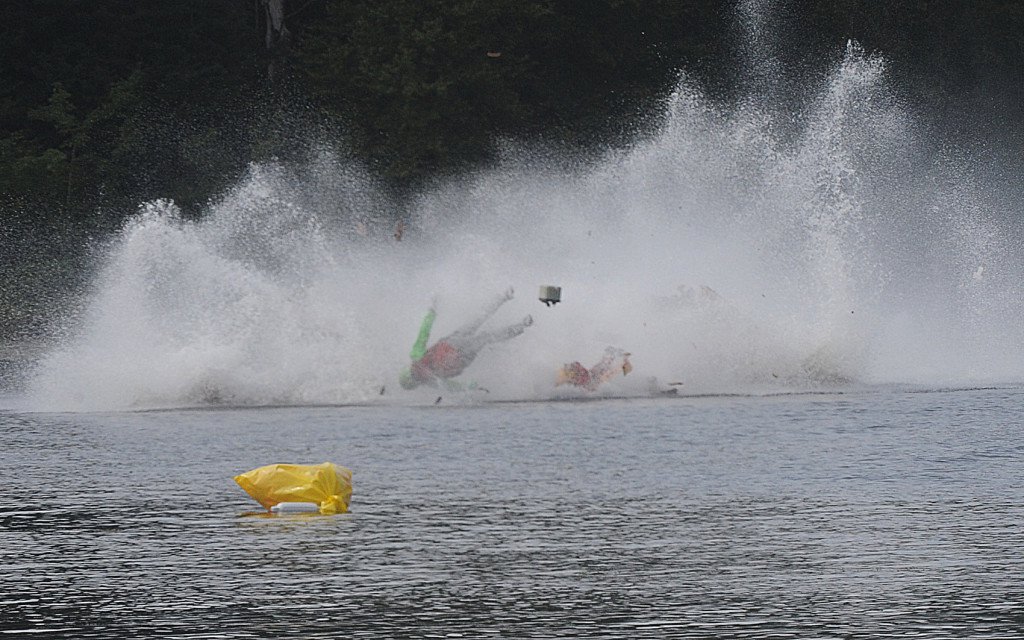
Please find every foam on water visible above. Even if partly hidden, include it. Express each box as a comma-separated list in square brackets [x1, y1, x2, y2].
[25, 41, 1024, 410]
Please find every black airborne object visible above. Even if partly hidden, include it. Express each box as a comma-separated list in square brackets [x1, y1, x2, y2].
[539, 285, 562, 307]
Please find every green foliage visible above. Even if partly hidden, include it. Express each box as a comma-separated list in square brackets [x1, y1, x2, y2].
[298, 0, 725, 185]
[0, 0, 1020, 213]
[300, 0, 541, 181]
[0, 1, 264, 218]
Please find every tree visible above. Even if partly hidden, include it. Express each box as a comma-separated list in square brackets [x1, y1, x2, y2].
[299, 0, 726, 186]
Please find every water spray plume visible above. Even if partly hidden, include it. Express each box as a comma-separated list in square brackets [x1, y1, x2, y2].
[24, 25, 1024, 410]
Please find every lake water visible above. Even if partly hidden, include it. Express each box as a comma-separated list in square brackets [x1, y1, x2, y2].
[2, 386, 1023, 638]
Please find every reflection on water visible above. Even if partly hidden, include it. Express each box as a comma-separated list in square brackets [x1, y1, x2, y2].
[2, 389, 1023, 638]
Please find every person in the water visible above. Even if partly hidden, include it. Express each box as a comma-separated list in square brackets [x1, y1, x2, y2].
[399, 287, 532, 390]
[556, 347, 633, 391]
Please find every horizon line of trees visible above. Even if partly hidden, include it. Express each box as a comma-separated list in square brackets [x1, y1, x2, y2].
[2, 1, 1022, 224]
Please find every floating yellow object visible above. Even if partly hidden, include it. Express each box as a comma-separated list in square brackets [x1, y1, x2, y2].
[234, 462, 352, 515]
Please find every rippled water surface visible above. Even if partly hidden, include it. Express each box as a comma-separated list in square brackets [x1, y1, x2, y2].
[3, 388, 1023, 638]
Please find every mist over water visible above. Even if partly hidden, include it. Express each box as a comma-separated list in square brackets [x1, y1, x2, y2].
[26, 41, 1024, 411]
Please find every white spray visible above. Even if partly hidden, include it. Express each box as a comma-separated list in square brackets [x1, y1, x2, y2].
[26, 25, 1024, 410]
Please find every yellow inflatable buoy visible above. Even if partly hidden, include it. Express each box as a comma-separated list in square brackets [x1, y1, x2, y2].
[234, 462, 352, 515]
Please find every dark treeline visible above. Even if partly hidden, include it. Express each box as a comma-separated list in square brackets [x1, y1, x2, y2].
[2, 1, 1022, 220]
[1, 1, 1022, 338]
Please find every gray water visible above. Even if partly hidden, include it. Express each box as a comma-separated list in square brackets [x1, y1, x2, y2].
[3, 387, 1023, 638]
